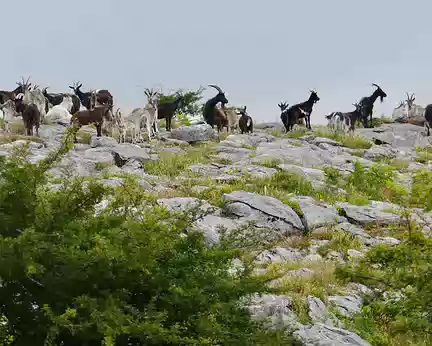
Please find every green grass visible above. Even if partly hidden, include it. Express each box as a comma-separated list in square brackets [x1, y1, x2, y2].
[314, 128, 373, 149]
[144, 144, 216, 177]
[76, 131, 92, 145]
[317, 231, 363, 258]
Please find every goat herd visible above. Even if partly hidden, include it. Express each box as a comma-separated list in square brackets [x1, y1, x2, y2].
[0, 79, 253, 143]
[1, 79, 432, 144]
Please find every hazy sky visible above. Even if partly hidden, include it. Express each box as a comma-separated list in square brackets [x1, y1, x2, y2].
[3, 0, 430, 124]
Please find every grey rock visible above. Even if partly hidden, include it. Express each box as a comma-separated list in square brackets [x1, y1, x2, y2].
[110, 144, 153, 167]
[278, 164, 326, 181]
[356, 123, 432, 149]
[256, 247, 304, 264]
[308, 296, 340, 327]
[248, 294, 301, 331]
[170, 124, 216, 143]
[157, 197, 215, 214]
[347, 249, 364, 259]
[337, 203, 401, 227]
[91, 136, 118, 148]
[363, 145, 398, 161]
[291, 196, 346, 230]
[189, 214, 241, 245]
[375, 236, 401, 246]
[328, 295, 363, 317]
[222, 191, 304, 232]
[294, 323, 371, 346]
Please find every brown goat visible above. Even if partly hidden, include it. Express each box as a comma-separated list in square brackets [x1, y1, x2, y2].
[70, 105, 113, 141]
[15, 98, 40, 137]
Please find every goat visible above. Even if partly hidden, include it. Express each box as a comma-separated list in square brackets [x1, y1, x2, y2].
[154, 94, 184, 132]
[326, 103, 362, 134]
[70, 105, 113, 141]
[123, 90, 158, 142]
[424, 104, 432, 136]
[0, 99, 20, 133]
[113, 108, 126, 143]
[281, 90, 320, 132]
[358, 83, 387, 128]
[69, 81, 113, 110]
[238, 106, 253, 134]
[15, 77, 47, 123]
[219, 105, 243, 133]
[279, 102, 289, 130]
[15, 97, 40, 136]
[0, 77, 31, 104]
[392, 92, 425, 126]
[42, 87, 80, 114]
[203, 84, 229, 130]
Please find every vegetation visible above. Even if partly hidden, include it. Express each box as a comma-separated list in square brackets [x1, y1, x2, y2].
[157, 87, 204, 117]
[0, 130, 296, 345]
[337, 230, 432, 346]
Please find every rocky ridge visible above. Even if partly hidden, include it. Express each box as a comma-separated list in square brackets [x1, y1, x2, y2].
[1, 121, 431, 345]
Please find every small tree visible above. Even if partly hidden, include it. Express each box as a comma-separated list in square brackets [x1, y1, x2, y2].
[157, 87, 205, 117]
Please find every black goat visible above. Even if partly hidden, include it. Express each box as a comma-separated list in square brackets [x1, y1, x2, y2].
[202, 85, 228, 129]
[358, 83, 387, 128]
[281, 90, 320, 132]
[154, 94, 184, 132]
[15, 97, 40, 136]
[424, 104, 432, 136]
[278, 102, 289, 130]
[238, 106, 253, 134]
[69, 81, 113, 110]
[0, 77, 29, 104]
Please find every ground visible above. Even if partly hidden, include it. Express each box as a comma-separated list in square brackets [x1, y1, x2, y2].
[0, 119, 431, 345]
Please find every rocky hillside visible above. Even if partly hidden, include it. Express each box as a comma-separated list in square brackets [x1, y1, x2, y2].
[0, 121, 431, 345]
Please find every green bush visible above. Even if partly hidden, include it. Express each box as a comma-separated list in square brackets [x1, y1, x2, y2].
[336, 231, 432, 345]
[0, 131, 294, 345]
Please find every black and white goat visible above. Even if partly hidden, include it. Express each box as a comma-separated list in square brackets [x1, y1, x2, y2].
[281, 90, 320, 132]
[325, 103, 362, 133]
[43, 87, 81, 115]
[358, 83, 387, 128]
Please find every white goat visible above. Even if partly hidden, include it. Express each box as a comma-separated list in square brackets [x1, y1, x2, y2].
[123, 90, 158, 143]
[45, 96, 74, 124]
[113, 108, 126, 143]
[0, 100, 20, 133]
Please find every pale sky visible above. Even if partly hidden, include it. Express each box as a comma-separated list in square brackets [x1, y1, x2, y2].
[2, 0, 430, 124]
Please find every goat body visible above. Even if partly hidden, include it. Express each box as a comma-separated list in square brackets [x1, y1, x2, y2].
[220, 106, 242, 133]
[15, 101, 40, 136]
[282, 91, 320, 132]
[358, 84, 387, 128]
[18, 89, 47, 123]
[124, 104, 158, 142]
[203, 85, 229, 130]
[155, 96, 183, 132]
[0, 99, 21, 133]
[70, 105, 113, 139]
[326, 104, 361, 133]
[424, 104, 432, 136]
[239, 113, 253, 134]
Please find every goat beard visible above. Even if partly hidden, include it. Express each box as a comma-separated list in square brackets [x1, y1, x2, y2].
[380, 96, 384, 103]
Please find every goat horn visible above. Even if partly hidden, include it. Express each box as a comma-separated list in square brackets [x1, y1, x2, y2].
[208, 84, 224, 94]
[372, 83, 380, 88]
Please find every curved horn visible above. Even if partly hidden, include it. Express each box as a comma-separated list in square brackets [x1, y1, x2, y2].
[208, 84, 223, 94]
[372, 83, 380, 89]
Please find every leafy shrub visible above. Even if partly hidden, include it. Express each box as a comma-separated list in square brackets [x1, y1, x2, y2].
[0, 131, 294, 345]
[336, 231, 432, 345]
